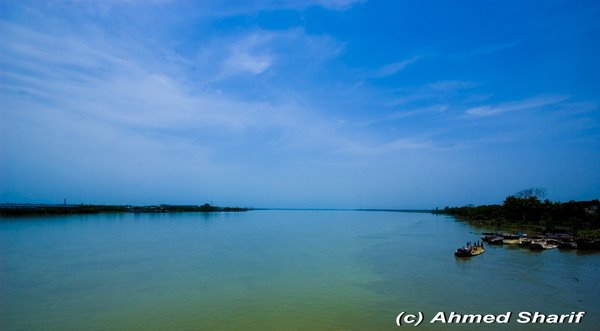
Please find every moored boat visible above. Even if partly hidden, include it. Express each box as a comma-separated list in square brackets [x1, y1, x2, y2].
[530, 240, 557, 250]
[482, 235, 504, 244]
[518, 238, 532, 247]
[529, 240, 546, 250]
[455, 245, 485, 257]
[558, 241, 577, 249]
[489, 236, 504, 244]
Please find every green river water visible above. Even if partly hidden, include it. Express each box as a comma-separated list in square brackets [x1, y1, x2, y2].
[1, 210, 598, 330]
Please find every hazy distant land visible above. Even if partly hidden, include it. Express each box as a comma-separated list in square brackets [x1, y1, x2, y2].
[0, 203, 435, 216]
[0, 203, 250, 215]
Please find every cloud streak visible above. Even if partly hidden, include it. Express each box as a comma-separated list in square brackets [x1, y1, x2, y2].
[337, 138, 432, 155]
[372, 56, 421, 78]
[426, 80, 480, 92]
[465, 95, 569, 116]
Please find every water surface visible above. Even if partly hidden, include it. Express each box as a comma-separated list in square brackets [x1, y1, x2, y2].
[1, 210, 599, 330]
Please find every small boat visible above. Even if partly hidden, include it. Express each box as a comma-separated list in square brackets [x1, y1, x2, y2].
[482, 235, 503, 244]
[529, 240, 545, 250]
[455, 245, 485, 257]
[489, 236, 504, 244]
[530, 240, 557, 250]
[502, 238, 520, 245]
[545, 233, 572, 241]
[518, 238, 532, 247]
[558, 241, 577, 249]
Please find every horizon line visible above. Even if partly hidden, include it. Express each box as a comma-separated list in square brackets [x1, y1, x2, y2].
[1, 202, 434, 212]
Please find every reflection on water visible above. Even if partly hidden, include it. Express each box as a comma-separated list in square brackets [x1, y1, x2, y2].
[1, 210, 599, 330]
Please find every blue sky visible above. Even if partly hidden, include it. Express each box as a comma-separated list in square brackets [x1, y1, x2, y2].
[1, 0, 599, 208]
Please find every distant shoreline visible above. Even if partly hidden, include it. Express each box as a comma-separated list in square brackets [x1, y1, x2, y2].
[0, 203, 250, 216]
[255, 208, 432, 213]
[0, 204, 434, 216]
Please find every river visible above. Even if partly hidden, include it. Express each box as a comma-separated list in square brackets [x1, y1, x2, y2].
[1, 210, 598, 330]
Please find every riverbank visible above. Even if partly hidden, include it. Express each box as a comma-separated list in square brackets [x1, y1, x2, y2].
[0, 203, 250, 215]
[433, 195, 600, 241]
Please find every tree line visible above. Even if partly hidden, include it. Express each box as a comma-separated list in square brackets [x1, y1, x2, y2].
[433, 188, 600, 238]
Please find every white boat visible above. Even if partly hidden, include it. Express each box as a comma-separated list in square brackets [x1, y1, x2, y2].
[530, 240, 557, 250]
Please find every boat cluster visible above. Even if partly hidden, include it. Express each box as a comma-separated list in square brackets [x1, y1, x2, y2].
[455, 232, 599, 257]
[480, 232, 600, 250]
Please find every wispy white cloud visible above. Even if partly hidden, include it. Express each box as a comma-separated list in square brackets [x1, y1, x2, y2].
[337, 138, 432, 155]
[455, 40, 520, 58]
[379, 80, 480, 109]
[239, 0, 366, 12]
[219, 33, 274, 77]
[225, 52, 272, 75]
[360, 104, 449, 126]
[202, 29, 344, 81]
[426, 80, 480, 91]
[465, 95, 569, 116]
[68, 0, 365, 17]
[372, 56, 421, 78]
[311, 0, 367, 10]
